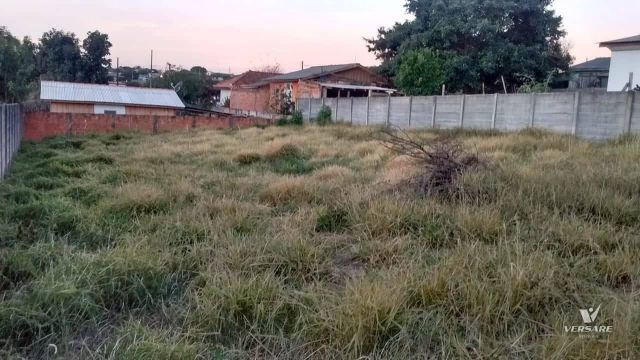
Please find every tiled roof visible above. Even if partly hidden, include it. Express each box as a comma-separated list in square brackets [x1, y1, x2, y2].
[213, 71, 278, 89]
[40, 81, 185, 108]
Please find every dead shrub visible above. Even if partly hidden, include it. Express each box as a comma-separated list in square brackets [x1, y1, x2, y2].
[377, 127, 486, 197]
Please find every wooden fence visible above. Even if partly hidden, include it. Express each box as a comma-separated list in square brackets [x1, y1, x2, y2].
[0, 104, 24, 179]
[298, 91, 640, 140]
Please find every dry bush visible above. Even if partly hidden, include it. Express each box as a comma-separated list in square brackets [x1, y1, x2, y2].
[377, 127, 486, 197]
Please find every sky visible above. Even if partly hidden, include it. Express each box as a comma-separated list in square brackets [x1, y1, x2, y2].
[2, 0, 639, 74]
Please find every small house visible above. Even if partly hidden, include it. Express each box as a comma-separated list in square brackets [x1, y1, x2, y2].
[213, 71, 277, 107]
[231, 63, 394, 114]
[40, 81, 185, 116]
[600, 34, 640, 91]
[568, 57, 610, 89]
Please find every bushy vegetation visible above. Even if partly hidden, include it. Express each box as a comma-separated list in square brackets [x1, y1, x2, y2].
[276, 111, 304, 127]
[316, 105, 333, 126]
[1, 126, 639, 359]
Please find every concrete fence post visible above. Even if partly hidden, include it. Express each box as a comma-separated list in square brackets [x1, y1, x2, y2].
[459, 95, 466, 128]
[431, 96, 437, 128]
[571, 92, 581, 136]
[335, 97, 339, 121]
[1, 105, 6, 179]
[386, 95, 391, 126]
[308, 98, 312, 122]
[491, 94, 499, 130]
[350, 98, 354, 125]
[366, 96, 370, 126]
[624, 91, 635, 134]
[408, 96, 413, 128]
[529, 93, 537, 128]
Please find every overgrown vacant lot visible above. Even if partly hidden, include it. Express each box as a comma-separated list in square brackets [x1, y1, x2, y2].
[1, 125, 639, 359]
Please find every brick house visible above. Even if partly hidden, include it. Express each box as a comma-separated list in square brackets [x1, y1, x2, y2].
[213, 71, 277, 107]
[231, 63, 394, 114]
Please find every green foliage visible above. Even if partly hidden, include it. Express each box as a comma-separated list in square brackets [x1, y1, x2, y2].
[276, 111, 304, 127]
[0, 26, 114, 101]
[315, 207, 350, 233]
[270, 86, 295, 115]
[316, 105, 333, 126]
[38, 28, 82, 82]
[395, 48, 446, 95]
[0, 27, 39, 102]
[517, 72, 555, 93]
[366, 0, 573, 93]
[80, 31, 112, 84]
[154, 66, 218, 108]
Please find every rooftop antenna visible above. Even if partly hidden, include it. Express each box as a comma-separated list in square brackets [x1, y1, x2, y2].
[116, 57, 119, 86]
[301, 61, 304, 70]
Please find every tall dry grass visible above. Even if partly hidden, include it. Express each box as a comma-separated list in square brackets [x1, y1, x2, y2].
[0, 126, 639, 359]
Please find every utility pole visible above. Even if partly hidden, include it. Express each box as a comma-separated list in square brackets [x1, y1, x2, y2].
[149, 50, 153, 88]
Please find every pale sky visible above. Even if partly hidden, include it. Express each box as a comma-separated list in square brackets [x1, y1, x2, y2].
[2, 0, 638, 73]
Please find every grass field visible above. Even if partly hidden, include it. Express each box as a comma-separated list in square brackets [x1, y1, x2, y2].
[1, 125, 639, 359]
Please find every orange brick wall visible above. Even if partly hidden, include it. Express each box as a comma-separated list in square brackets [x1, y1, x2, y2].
[23, 112, 272, 141]
[230, 87, 271, 113]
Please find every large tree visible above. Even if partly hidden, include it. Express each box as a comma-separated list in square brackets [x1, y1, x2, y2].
[0, 27, 38, 102]
[366, 0, 573, 93]
[81, 31, 112, 84]
[38, 29, 82, 82]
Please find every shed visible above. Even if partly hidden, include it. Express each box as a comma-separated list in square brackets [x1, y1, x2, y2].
[40, 81, 185, 116]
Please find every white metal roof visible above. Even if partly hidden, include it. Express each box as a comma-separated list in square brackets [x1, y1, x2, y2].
[40, 81, 185, 109]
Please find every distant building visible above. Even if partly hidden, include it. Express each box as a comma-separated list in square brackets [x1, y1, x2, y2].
[232, 63, 394, 114]
[600, 34, 640, 91]
[213, 71, 277, 107]
[40, 81, 185, 116]
[568, 57, 610, 89]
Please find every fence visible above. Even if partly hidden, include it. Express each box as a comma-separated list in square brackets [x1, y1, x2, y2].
[1, 104, 23, 179]
[23, 112, 273, 141]
[297, 91, 640, 140]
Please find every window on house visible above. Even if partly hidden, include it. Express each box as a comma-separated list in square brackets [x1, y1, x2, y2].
[104, 110, 117, 116]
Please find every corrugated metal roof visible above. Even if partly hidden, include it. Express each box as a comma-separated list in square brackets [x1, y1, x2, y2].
[264, 64, 359, 82]
[570, 57, 611, 72]
[40, 81, 185, 108]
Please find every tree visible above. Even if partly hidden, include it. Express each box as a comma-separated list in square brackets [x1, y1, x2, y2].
[0, 27, 38, 102]
[81, 31, 112, 84]
[154, 66, 218, 107]
[366, 0, 573, 93]
[38, 29, 82, 82]
[395, 49, 446, 95]
[257, 63, 282, 74]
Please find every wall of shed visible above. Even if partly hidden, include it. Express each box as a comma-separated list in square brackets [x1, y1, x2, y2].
[51, 102, 94, 114]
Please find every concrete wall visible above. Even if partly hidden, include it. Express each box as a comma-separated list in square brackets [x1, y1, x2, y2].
[299, 91, 640, 140]
[1, 104, 23, 179]
[608, 49, 640, 91]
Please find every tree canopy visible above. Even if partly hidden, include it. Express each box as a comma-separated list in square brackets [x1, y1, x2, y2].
[366, 0, 573, 93]
[154, 66, 220, 107]
[395, 49, 446, 95]
[0, 27, 38, 102]
[81, 31, 112, 84]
